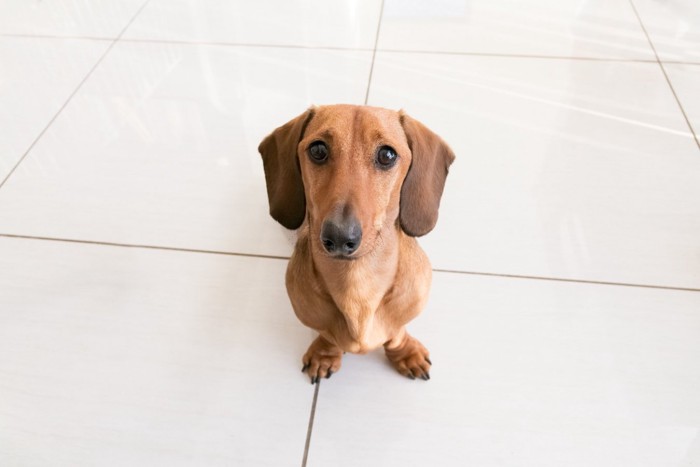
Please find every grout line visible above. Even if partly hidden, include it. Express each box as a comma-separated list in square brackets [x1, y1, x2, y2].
[433, 268, 700, 293]
[0, 57, 104, 190]
[301, 381, 320, 467]
[114, 0, 153, 41]
[662, 60, 700, 66]
[0, 234, 290, 261]
[5, 33, 700, 66]
[0, 33, 113, 41]
[0, 0, 153, 192]
[120, 37, 375, 52]
[628, 0, 700, 150]
[364, 0, 385, 105]
[2, 233, 698, 293]
[377, 48, 660, 63]
[0, 33, 371, 51]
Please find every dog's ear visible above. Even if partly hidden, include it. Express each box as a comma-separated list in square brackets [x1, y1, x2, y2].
[258, 109, 315, 230]
[399, 112, 455, 237]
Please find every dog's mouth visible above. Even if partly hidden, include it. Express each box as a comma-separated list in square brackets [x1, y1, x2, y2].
[319, 245, 362, 261]
[328, 253, 359, 261]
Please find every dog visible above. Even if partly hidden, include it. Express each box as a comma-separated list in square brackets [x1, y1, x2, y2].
[259, 104, 454, 383]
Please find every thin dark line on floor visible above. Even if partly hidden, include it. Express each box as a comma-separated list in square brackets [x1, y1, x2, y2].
[433, 268, 700, 293]
[0, 0, 153, 192]
[301, 381, 320, 467]
[5, 33, 700, 66]
[119, 37, 375, 52]
[364, 0, 385, 105]
[628, 0, 700, 150]
[0, 33, 114, 41]
[661, 60, 700, 66]
[377, 48, 660, 63]
[0, 234, 290, 261]
[0, 33, 374, 51]
[2, 233, 698, 292]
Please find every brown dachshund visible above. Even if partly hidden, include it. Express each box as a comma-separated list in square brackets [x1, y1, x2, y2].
[259, 105, 454, 383]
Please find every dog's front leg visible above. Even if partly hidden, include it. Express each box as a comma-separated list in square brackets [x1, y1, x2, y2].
[384, 328, 432, 381]
[301, 335, 343, 384]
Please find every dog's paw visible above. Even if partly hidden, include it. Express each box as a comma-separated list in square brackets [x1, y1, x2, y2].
[385, 335, 431, 381]
[302, 336, 343, 384]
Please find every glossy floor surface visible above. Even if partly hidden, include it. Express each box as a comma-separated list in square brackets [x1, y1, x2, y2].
[1, 1, 699, 466]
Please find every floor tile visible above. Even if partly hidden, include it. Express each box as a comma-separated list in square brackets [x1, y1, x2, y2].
[308, 271, 700, 467]
[664, 63, 700, 145]
[368, 52, 700, 289]
[0, 0, 144, 38]
[124, 0, 382, 49]
[378, 0, 654, 60]
[0, 41, 371, 255]
[633, 0, 700, 63]
[0, 37, 108, 182]
[0, 2, 698, 466]
[0, 236, 315, 466]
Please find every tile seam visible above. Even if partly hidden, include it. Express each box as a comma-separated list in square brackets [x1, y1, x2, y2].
[301, 381, 320, 467]
[627, 0, 700, 150]
[5, 33, 700, 65]
[364, 0, 385, 105]
[0, 0, 154, 192]
[1, 233, 697, 293]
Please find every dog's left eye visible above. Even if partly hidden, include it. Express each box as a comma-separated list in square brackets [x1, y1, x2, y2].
[308, 141, 329, 163]
[376, 146, 398, 168]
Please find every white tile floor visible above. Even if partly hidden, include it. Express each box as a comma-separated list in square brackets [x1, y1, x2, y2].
[1, 1, 699, 466]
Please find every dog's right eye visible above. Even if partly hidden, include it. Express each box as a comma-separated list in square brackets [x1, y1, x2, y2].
[308, 141, 329, 163]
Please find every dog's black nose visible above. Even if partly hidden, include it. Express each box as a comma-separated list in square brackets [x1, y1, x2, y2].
[321, 215, 362, 256]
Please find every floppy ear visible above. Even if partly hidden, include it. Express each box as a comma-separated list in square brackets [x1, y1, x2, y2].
[399, 112, 456, 237]
[258, 109, 315, 230]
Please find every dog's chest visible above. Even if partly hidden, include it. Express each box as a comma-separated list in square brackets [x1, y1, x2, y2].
[329, 266, 393, 352]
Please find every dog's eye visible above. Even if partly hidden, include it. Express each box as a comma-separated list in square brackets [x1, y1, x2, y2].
[376, 146, 398, 168]
[308, 141, 329, 163]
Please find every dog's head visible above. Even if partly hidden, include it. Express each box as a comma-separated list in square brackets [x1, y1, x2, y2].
[259, 105, 455, 259]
